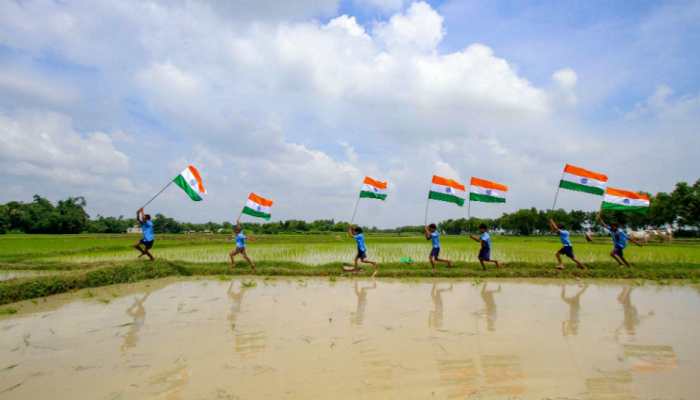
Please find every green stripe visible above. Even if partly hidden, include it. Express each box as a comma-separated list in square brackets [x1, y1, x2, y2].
[242, 206, 271, 220]
[359, 191, 387, 200]
[172, 175, 203, 201]
[601, 202, 648, 213]
[559, 179, 604, 196]
[428, 191, 464, 206]
[469, 193, 506, 203]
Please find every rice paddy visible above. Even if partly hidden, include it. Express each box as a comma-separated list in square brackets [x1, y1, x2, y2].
[0, 233, 699, 305]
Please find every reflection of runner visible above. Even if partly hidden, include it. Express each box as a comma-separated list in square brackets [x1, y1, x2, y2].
[227, 281, 248, 331]
[429, 283, 453, 329]
[121, 292, 150, 353]
[351, 281, 376, 326]
[561, 284, 587, 336]
[481, 283, 501, 332]
[616, 287, 654, 337]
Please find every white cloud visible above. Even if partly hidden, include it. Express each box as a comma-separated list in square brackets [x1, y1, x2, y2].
[0, 111, 129, 185]
[0, 1, 696, 225]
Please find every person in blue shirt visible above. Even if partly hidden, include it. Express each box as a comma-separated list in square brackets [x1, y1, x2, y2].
[424, 223, 453, 271]
[229, 220, 256, 270]
[346, 225, 378, 277]
[597, 214, 642, 268]
[133, 208, 155, 261]
[549, 218, 587, 270]
[469, 223, 502, 270]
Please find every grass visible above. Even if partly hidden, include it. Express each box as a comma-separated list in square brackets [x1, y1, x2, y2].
[0, 233, 698, 305]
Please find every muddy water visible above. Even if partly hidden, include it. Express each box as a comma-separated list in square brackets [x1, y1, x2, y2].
[1, 278, 698, 399]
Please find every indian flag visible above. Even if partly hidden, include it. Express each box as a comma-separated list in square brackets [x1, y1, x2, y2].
[469, 177, 507, 203]
[242, 193, 273, 220]
[602, 187, 650, 212]
[559, 164, 608, 196]
[173, 164, 206, 201]
[359, 176, 388, 200]
[428, 175, 465, 206]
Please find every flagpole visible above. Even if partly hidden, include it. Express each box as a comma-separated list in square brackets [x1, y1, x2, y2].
[424, 174, 434, 226]
[140, 180, 173, 210]
[350, 195, 361, 225]
[467, 178, 472, 234]
[551, 170, 565, 211]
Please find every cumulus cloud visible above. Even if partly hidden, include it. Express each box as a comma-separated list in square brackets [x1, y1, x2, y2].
[0, 1, 696, 224]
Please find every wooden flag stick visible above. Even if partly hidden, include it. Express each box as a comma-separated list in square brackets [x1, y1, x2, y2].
[350, 195, 361, 225]
[551, 170, 565, 211]
[140, 179, 173, 210]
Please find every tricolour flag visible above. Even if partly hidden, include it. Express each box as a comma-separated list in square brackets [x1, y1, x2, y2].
[242, 193, 273, 220]
[469, 177, 508, 203]
[428, 175, 465, 206]
[173, 164, 206, 201]
[359, 176, 388, 200]
[602, 187, 650, 212]
[559, 164, 608, 196]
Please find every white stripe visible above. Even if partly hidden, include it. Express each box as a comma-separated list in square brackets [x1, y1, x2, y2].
[561, 172, 606, 189]
[604, 194, 650, 207]
[431, 183, 465, 198]
[361, 183, 387, 195]
[469, 185, 506, 199]
[246, 199, 271, 213]
[179, 168, 205, 195]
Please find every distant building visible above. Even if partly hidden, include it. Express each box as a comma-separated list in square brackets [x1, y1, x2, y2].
[127, 226, 142, 234]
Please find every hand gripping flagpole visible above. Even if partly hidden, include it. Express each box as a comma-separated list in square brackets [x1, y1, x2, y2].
[140, 179, 173, 210]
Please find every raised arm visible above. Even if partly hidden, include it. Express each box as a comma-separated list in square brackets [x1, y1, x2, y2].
[469, 234, 480, 243]
[136, 208, 144, 224]
[596, 213, 609, 230]
[424, 225, 431, 240]
[347, 225, 354, 238]
[548, 218, 559, 233]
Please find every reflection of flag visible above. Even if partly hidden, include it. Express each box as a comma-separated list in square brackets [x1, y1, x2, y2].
[559, 164, 607, 195]
[469, 177, 508, 203]
[173, 164, 207, 201]
[359, 176, 388, 200]
[428, 175, 465, 206]
[602, 187, 650, 212]
[242, 193, 273, 220]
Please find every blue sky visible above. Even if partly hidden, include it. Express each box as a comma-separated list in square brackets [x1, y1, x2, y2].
[0, 0, 698, 226]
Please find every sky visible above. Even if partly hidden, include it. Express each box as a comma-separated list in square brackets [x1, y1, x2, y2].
[0, 0, 698, 227]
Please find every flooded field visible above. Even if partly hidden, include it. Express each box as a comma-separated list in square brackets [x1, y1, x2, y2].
[1, 278, 698, 399]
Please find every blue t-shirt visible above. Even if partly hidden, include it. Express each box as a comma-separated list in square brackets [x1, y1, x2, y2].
[354, 233, 367, 252]
[480, 232, 491, 249]
[430, 231, 440, 248]
[612, 229, 628, 249]
[559, 230, 572, 247]
[141, 220, 154, 242]
[235, 232, 246, 248]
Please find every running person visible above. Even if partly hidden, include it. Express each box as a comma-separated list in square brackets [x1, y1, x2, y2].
[597, 213, 641, 267]
[347, 225, 378, 277]
[229, 220, 256, 270]
[549, 218, 587, 270]
[425, 223, 452, 271]
[133, 208, 155, 261]
[469, 223, 501, 269]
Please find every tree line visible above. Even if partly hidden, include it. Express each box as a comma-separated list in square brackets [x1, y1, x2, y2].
[1, 179, 698, 235]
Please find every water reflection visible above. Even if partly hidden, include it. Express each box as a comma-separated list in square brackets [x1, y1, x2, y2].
[480, 283, 500, 332]
[351, 281, 376, 326]
[561, 284, 587, 336]
[429, 283, 453, 329]
[227, 280, 248, 332]
[616, 287, 654, 337]
[480, 354, 525, 397]
[586, 370, 635, 400]
[227, 281, 266, 357]
[121, 292, 150, 354]
[624, 344, 678, 373]
[435, 357, 478, 398]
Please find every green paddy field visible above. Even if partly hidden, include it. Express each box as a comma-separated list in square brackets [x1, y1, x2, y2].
[1, 233, 699, 305]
